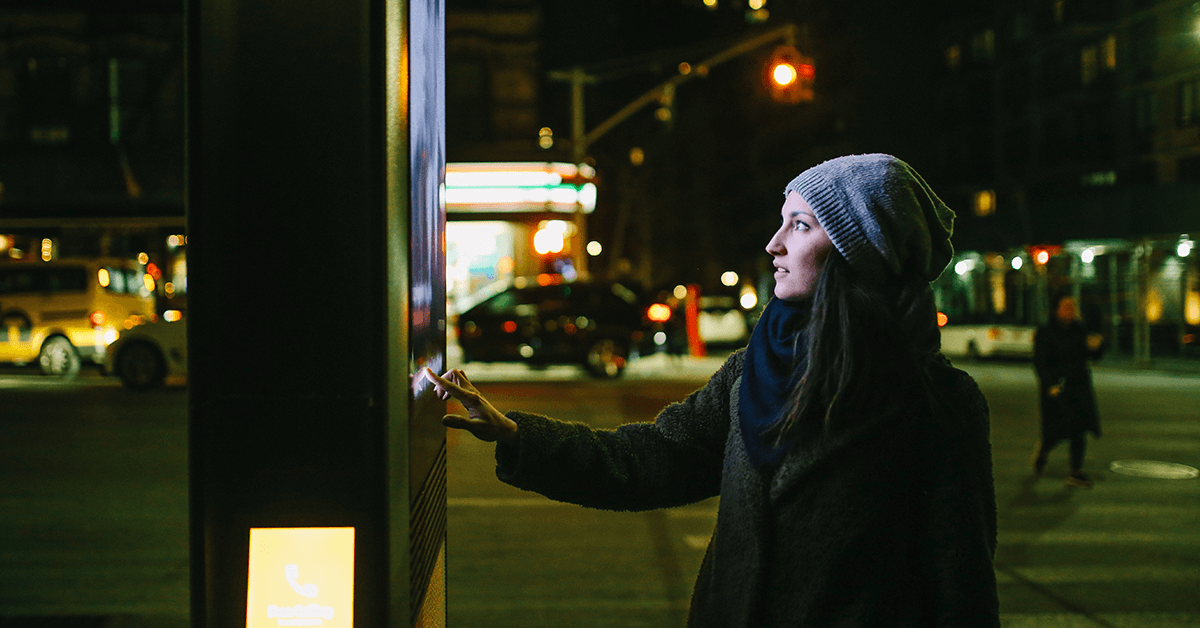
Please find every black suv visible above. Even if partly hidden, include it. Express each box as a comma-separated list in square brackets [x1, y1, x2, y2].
[455, 280, 656, 378]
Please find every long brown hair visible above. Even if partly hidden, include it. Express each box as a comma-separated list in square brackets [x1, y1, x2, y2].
[766, 252, 941, 444]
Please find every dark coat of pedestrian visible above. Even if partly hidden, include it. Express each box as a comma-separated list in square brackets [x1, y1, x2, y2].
[425, 154, 1001, 627]
[493, 348, 997, 627]
[1033, 295, 1104, 487]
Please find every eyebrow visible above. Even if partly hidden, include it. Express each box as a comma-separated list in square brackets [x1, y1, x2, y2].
[786, 210, 815, 219]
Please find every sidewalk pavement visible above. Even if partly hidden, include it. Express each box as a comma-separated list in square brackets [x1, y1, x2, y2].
[1092, 352, 1200, 375]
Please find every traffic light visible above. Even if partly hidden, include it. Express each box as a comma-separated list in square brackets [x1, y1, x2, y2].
[1027, 245, 1063, 265]
[766, 45, 814, 103]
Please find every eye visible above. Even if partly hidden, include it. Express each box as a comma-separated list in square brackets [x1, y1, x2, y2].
[794, 220, 809, 231]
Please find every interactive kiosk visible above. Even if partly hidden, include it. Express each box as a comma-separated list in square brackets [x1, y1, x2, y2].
[187, 0, 446, 625]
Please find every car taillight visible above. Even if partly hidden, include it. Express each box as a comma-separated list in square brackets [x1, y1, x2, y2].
[987, 327, 1002, 340]
[647, 303, 672, 323]
[936, 312, 948, 327]
[89, 311, 106, 327]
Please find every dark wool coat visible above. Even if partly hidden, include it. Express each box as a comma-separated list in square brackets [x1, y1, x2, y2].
[1034, 322, 1103, 441]
[495, 349, 1000, 627]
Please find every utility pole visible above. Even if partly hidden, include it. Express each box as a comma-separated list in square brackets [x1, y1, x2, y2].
[546, 66, 598, 277]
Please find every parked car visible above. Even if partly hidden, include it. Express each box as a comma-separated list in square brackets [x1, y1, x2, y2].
[939, 318, 1036, 359]
[455, 279, 664, 378]
[105, 315, 187, 389]
[697, 295, 751, 349]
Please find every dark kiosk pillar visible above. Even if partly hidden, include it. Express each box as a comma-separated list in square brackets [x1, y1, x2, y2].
[187, 0, 446, 626]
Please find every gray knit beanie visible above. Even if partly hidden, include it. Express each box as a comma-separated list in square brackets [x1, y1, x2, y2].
[784, 153, 955, 284]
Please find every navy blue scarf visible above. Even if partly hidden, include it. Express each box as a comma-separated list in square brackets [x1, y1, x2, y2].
[739, 297, 810, 466]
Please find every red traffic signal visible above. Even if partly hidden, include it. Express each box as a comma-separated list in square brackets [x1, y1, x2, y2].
[766, 45, 813, 103]
[1026, 245, 1063, 265]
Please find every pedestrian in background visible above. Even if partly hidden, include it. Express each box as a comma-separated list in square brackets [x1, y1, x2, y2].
[1033, 294, 1105, 488]
[425, 154, 1000, 627]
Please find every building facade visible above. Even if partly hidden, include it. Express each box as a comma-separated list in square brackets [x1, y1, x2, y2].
[934, 0, 1199, 357]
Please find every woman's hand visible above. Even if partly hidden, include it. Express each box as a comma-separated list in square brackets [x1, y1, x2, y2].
[422, 368, 519, 444]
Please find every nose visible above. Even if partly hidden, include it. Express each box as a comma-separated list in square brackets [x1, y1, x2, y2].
[766, 226, 786, 256]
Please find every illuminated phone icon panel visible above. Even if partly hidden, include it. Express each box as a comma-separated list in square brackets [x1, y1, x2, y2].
[285, 564, 318, 598]
[246, 527, 354, 628]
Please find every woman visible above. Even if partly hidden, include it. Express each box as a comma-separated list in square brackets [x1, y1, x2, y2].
[1033, 294, 1105, 488]
[425, 154, 1000, 627]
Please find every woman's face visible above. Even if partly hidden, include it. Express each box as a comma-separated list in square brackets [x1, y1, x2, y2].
[767, 191, 835, 301]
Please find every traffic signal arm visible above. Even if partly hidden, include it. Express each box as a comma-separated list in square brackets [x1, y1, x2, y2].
[580, 23, 809, 149]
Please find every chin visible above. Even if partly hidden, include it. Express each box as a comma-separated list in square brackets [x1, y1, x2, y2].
[773, 285, 808, 301]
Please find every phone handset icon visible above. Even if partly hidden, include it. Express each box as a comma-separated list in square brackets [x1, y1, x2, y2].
[284, 564, 318, 598]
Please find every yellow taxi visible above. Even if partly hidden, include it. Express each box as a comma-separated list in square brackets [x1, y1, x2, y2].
[0, 259, 156, 376]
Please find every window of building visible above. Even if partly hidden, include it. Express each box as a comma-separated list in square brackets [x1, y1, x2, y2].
[1081, 35, 1118, 86]
[1053, 0, 1066, 24]
[1081, 44, 1099, 85]
[946, 44, 962, 70]
[973, 190, 996, 217]
[972, 29, 995, 61]
[1179, 78, 1200, 125]
[1079, 170, 1117, 187]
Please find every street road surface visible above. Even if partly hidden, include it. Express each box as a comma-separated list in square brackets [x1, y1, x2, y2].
[0, 356, 1197, 628]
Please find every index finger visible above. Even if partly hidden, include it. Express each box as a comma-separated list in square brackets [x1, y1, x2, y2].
[423, 368, 472, 400]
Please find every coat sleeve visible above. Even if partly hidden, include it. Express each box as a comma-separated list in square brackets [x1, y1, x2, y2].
[921, 371, 1001, 627]
[1032, 326, 1058, 385]
[491, 351, 742, 512]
